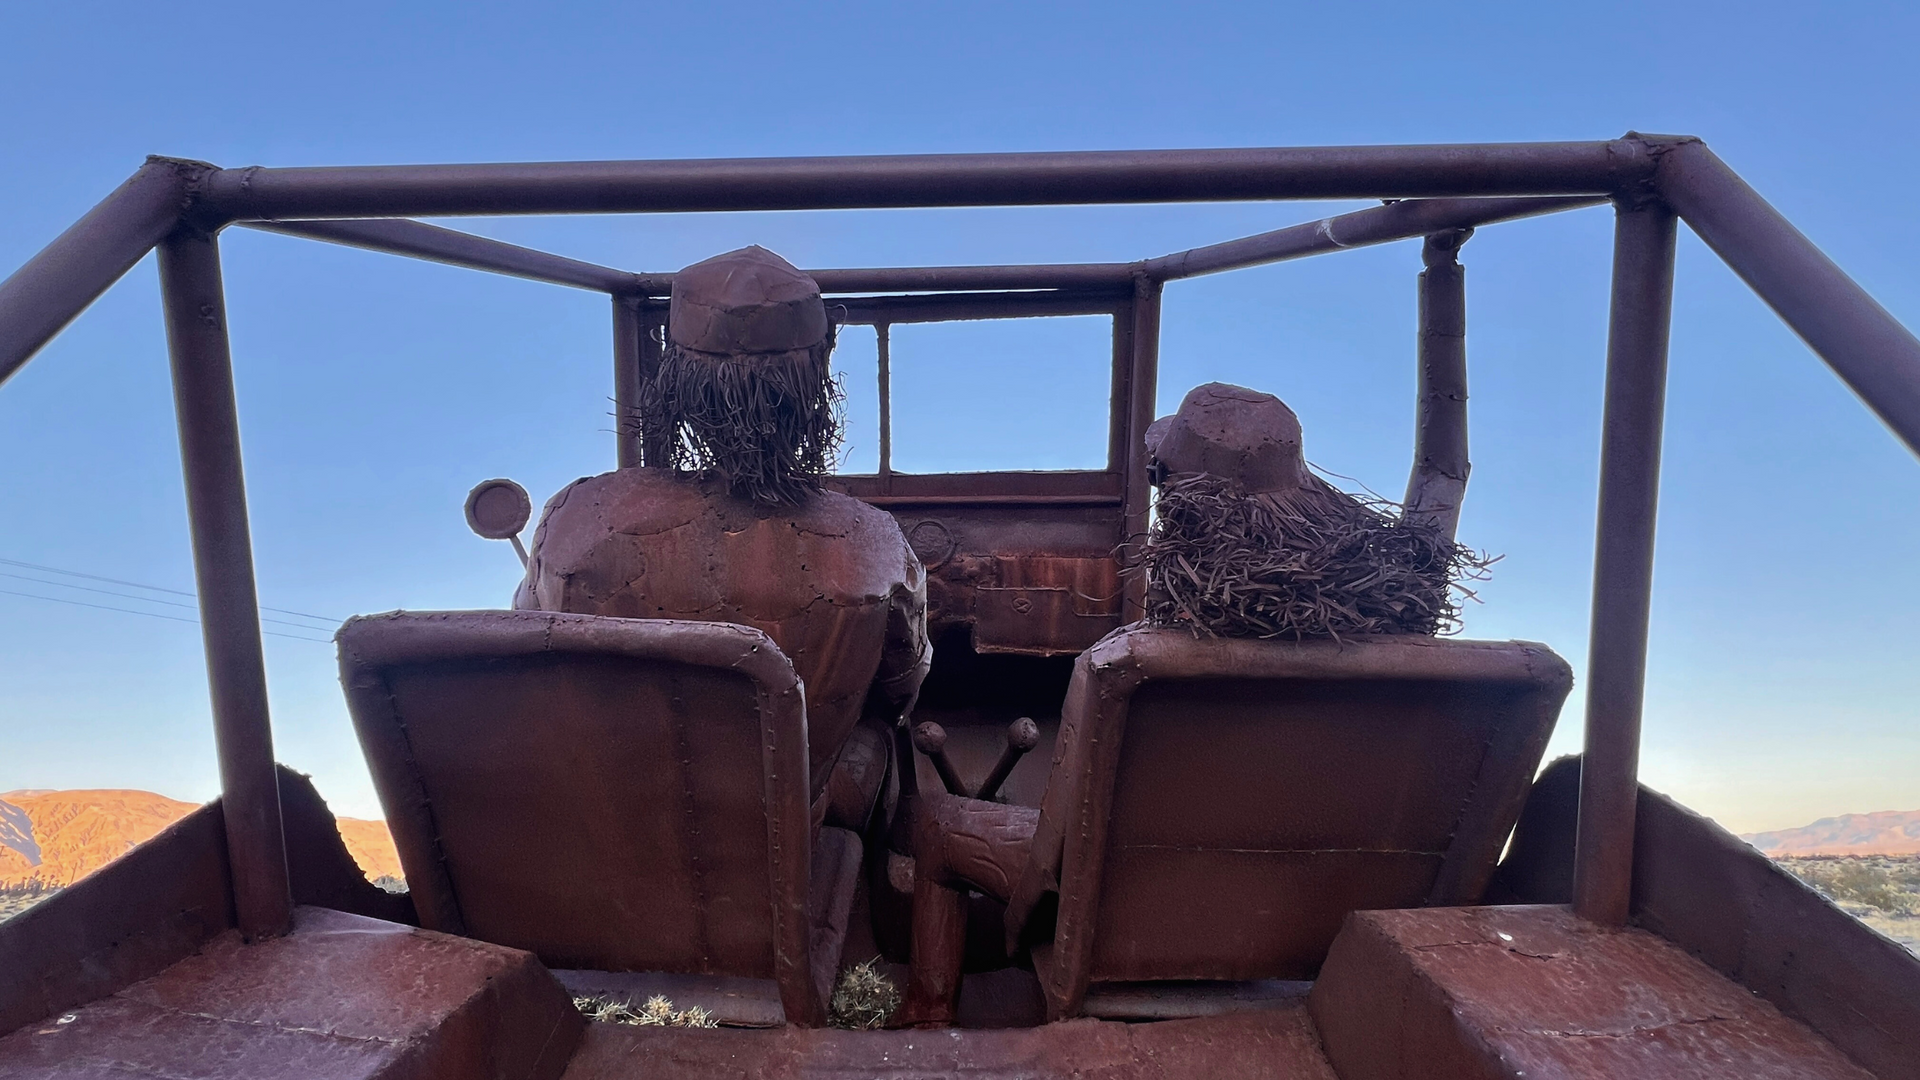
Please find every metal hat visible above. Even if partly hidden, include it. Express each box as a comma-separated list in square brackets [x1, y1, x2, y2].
[667, 246, 830, 355]
[1150, 382, 1310, 493]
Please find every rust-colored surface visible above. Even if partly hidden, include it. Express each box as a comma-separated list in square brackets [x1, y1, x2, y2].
[1492, 756, 1920, 1080]
[0, 906, 582, 1080]
[1574, 198, 1677, 927]
[0, 800, 232, 1040]
[279, 764, 416, 926]
[830, 468, 1126, 656]
[1005, 628, 1571, 1019]
[7, 136, 1920, 1074]
[0, 764, 412, 1041]
[338, 611, 851, 1026]
[1309, 904, 1872, 1080]
[1149, 382, 1310, 493]
[560, 1003, 1337, 1080]
[159, 225, 294, 940]
[514, 469, 928, 789]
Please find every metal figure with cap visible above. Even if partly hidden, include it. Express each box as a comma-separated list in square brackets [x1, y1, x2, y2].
[510, 246, 931, 831]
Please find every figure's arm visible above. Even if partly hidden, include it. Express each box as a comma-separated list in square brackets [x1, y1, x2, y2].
[875, 562, 931, 721]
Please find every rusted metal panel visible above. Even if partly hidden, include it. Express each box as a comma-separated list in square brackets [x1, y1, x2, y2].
[1573, 198, 1677, 927]
[1004, 629, 1572, 1020]
[1310, 905, 1874, 1080]
[972, 555, 1123, 656]
[158, 226, 294, 942]
[1495, 758, 1920, 1080]
[277, 765, 417, 927]
[0, 906, 583, 1080]
[0, 764, 411, 1042]
[337, 611, 844, 1027]
[865, 501, 1123, 651]
[0, 803, 234, 1039]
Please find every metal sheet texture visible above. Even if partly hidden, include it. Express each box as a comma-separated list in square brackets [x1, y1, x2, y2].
[0, 906, 583, 1080]
[1494, 757, 1920, 1080]
[1310, 905, 1874, 1080]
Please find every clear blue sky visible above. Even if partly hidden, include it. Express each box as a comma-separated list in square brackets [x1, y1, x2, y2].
[1, 1, 1915, 834]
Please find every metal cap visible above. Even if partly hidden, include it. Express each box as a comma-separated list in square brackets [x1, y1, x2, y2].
[668, 246, 830, 355]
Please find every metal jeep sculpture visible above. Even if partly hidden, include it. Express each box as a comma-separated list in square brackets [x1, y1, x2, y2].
[0, 136, 1917, 1078]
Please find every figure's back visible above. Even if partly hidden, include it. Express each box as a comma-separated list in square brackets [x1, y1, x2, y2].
[515, 467, 926, 781]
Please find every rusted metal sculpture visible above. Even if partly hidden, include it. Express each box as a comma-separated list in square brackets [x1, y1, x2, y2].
[337, 611, 857, 1027]
[893, 383, 1569, 1025]
[513, 248, 930, 826]
[1141, 383, 1485, 640]
[2, 136, 1919, 1078]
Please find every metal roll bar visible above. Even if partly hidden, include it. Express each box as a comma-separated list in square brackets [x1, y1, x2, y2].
[0, 135, 1914, 936]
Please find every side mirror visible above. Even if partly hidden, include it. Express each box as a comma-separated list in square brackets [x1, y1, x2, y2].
[464, 479, 532, 567]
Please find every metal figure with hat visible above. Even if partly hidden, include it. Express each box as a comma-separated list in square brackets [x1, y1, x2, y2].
[512, 246, 931, 830]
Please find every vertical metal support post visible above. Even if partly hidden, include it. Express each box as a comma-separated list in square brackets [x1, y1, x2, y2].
[1404, 229, 1472, 539]
[877, 323, 893, 486]
[1107, 300, 1135, 473]
[639, 303, 669, 467]
[1121, 276, 1163, 620]
[158, 226, 293, 940]
[612, 296, 642, 469]
[1573, 199, 1677, 926]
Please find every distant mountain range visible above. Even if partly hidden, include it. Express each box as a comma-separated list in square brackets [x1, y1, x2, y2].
[0, 788, 401, 889]
[1742, 810, 1920, 856]
[10, 785, 1910, 892]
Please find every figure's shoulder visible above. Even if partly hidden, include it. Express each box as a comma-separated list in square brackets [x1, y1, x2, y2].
[559, 467, 709, 509]
[531, 468, 711, 542]
[793, 488, 910, 542]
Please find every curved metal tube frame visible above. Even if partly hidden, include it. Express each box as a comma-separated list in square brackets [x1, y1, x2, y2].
[0, 135, 1916, 938]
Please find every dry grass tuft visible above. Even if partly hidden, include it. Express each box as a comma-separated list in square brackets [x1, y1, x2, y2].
[1142, 473, 1494, 641]
[573, 993, 718, 1028]
[829, 958, 900, 1029]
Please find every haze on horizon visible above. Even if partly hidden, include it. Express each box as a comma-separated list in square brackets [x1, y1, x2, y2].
[1, 1, 1916, 837]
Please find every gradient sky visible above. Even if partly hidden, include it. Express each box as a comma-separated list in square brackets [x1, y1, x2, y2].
[1, 1, 1915, 834]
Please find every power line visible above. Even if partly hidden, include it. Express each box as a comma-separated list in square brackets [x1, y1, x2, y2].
[0, 556, 341, 626]
[0, 587, 198, 625]
[0, 587, 333, 644]
[1, 570, 200, 611]
[0, 572, 338, 633]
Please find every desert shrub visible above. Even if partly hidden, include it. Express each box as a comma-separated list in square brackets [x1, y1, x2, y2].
[1785, 858, 1916, 915]
[573, 993, 715, 1028]
[829, 958, 900, 1029]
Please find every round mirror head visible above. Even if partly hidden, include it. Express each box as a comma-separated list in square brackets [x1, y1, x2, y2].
[464, 479, 532, 540]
